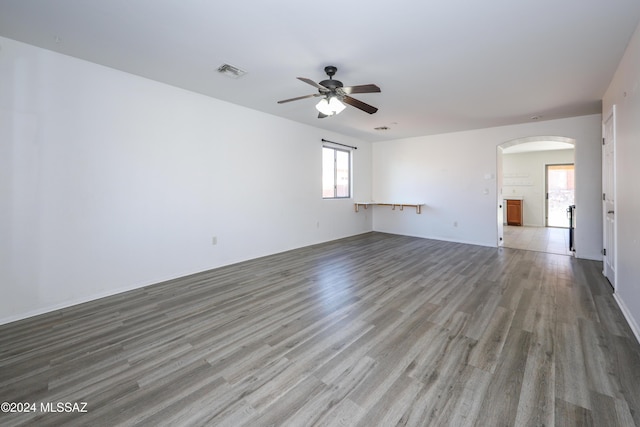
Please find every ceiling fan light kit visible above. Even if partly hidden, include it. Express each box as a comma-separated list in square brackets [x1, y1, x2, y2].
[316, 97, 346, 116]
[278, 66, 380, 118]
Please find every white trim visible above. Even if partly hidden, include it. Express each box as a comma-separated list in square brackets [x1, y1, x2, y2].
[613, 293, 640, 345]
[0, 281, 147, 326]
[371, 230, 495, 248]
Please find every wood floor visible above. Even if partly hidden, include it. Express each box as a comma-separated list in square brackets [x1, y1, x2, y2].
[1, 232, 639, 426]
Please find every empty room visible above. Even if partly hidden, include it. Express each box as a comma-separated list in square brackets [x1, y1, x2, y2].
[1, 1, 640, 426]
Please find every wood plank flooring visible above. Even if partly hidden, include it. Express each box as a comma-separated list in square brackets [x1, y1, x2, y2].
[1, 232, 639, 426]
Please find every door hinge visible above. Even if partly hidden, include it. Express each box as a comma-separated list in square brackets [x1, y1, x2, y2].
[603, 248, 607, 256]
[603, 137, 605, 146]
[603, 193, 606, 201]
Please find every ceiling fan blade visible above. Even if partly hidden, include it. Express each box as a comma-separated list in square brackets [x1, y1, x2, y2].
[277, 93, 322, 104]
[342, 95, 378, 114]
[297, 77, 330, 92]
[341, 84, 381, 94]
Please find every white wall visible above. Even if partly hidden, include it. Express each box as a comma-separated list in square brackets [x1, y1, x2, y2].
[0, 37, 373, 324]
[0, 33, 613, 327]
[602, 22, 640, 341]
[502, 149, 575, 227]
[372, 114, 602, 259]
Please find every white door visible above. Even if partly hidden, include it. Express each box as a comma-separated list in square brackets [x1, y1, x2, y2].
[603, 108, 616, 288]
[497, 147, 504, 246]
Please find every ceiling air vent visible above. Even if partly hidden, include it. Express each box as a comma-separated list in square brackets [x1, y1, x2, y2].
[217, 63, 247, 78]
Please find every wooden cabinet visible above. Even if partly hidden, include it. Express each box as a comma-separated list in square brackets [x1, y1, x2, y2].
[506, 199, 523, 226]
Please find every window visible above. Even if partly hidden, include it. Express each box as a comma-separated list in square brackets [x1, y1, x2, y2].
[322, 146, 351, 198]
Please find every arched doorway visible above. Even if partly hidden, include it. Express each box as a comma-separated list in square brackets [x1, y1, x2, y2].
[497, 136, 576, 255]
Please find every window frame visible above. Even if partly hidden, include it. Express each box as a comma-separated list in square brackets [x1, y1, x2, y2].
[322, 145, 352, 199]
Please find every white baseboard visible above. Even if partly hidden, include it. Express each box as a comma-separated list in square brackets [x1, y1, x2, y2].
[613, 292, 640, 345]
[0, 282, 147, 326]
[372, 229, 494, 248]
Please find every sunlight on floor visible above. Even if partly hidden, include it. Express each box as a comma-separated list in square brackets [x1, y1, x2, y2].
[503, 225, 573, 256]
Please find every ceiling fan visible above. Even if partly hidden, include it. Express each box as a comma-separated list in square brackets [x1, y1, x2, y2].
[277, 66, 381, 118]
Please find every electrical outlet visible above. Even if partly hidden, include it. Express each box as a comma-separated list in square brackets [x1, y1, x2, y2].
[454, 221, 458, 227]
[212, 236, 217, 245]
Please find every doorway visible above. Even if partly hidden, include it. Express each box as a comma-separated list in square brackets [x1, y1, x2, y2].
[545, 164, 574, 228]
[497, 136, 576, 256]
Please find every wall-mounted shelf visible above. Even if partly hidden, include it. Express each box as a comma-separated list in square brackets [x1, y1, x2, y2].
[354, 202, 425, 214]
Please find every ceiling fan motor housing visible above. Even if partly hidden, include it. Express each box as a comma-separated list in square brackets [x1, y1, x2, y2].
[319, 79, 343, 90]
[320, 65, 342, 90]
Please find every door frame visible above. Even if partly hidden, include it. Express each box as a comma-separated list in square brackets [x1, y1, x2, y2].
[603, 106, 617, 289]
[497, 146, 504, 246]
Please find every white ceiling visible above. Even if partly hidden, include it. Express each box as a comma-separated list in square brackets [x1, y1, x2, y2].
[1, 0, 639, 142]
